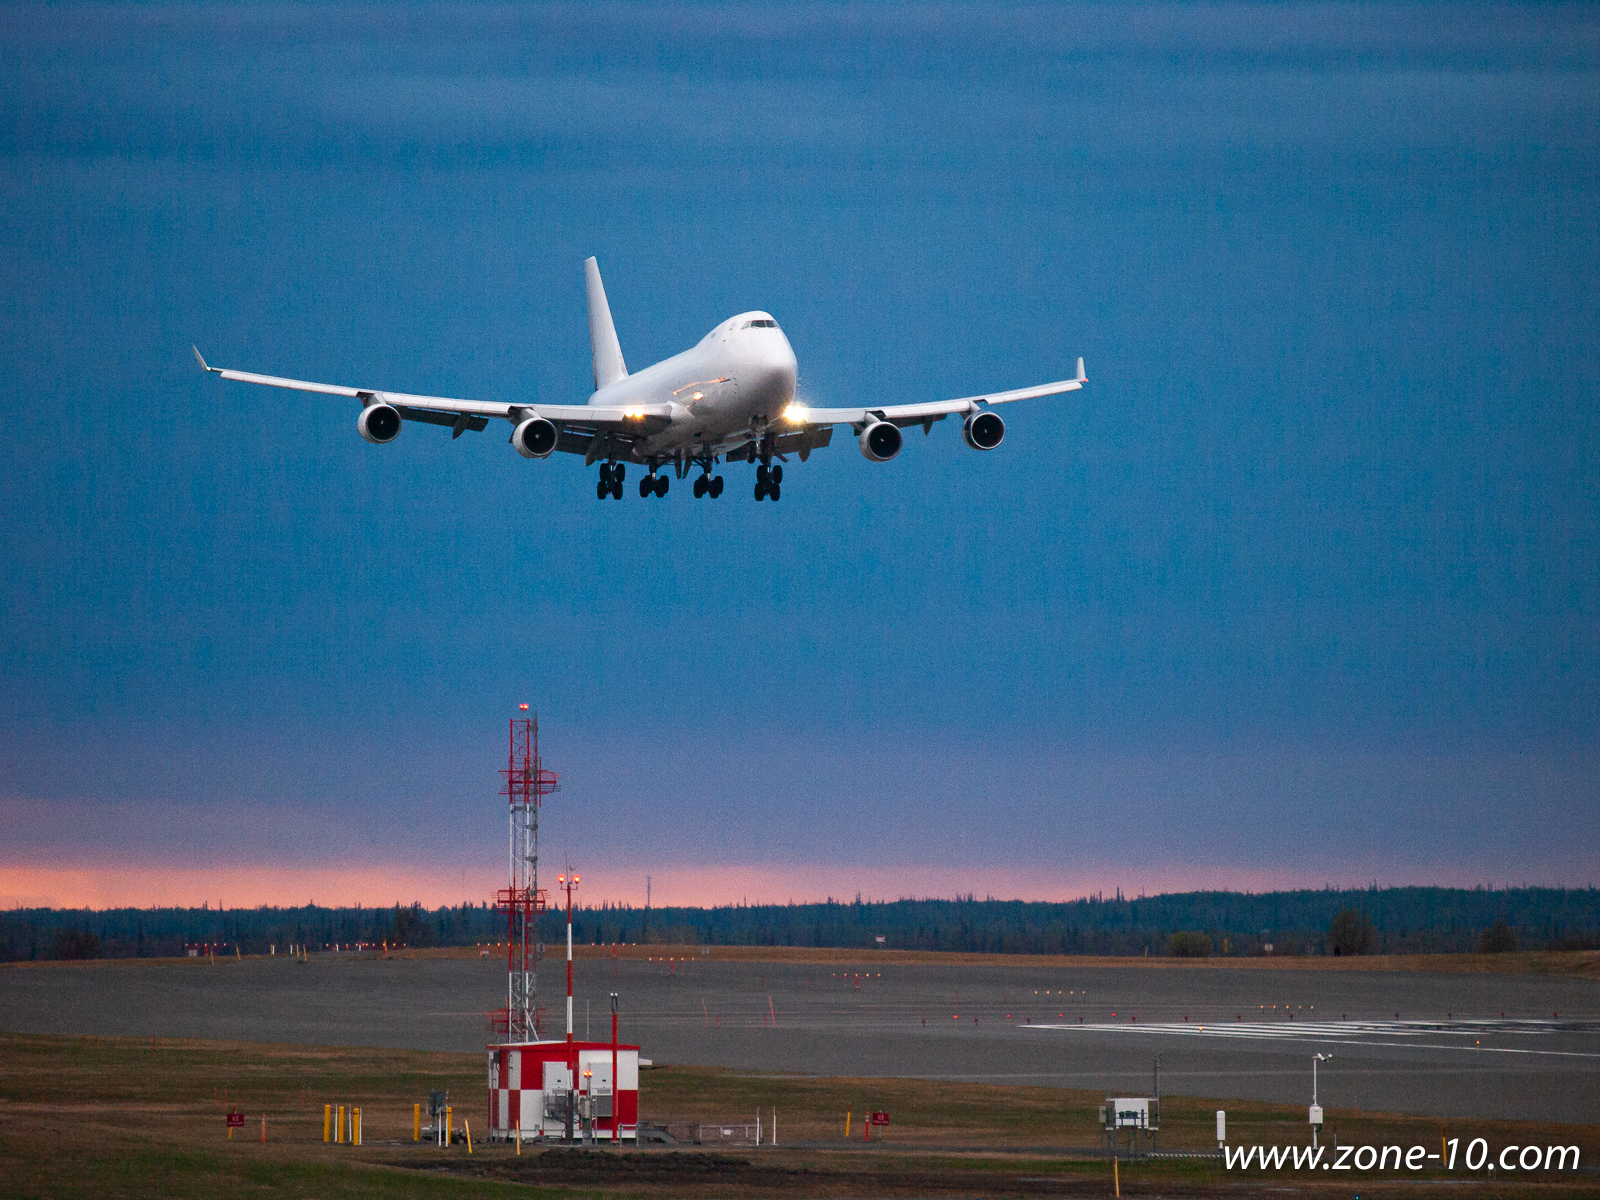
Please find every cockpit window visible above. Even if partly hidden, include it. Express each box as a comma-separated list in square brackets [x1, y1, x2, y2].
[742, 319, 778, 329]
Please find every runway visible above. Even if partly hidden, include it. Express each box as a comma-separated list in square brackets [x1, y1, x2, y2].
[3, 952, 1595, 1124]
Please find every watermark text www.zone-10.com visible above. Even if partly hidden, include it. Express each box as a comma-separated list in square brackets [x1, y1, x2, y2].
[1225, 1139, 1580, 1173]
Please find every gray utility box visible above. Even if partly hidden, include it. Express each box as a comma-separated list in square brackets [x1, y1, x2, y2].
[1101, 1097, 1160, 1157]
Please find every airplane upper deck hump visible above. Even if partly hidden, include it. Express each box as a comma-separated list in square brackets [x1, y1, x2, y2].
[584, 257, 628, 392]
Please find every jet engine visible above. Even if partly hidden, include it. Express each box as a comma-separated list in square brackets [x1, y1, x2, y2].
[357, 402, 401, 444]
[858, 420, 903, 462]
[962, 409, 1006, 450]
[512, 415, 559, 459]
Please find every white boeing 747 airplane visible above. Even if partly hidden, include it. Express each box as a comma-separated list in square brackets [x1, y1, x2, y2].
[196, 257, 1086, 501]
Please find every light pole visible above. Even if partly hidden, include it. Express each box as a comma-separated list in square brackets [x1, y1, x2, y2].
[1152, 1053, 1163, 1151]
[1310, 1054, 1330, 1148]
[558, 871, 579, 1141]
[610, 992, 619, 1146]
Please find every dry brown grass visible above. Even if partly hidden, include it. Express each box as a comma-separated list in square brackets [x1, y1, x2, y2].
[560, 943, 1600, 978]
[11, 944, 1598, 977]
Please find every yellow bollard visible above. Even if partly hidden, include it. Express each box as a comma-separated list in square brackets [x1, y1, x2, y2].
[445, 1105, 452, 1146]
[1113, 1155, 1120, 1198]
[354, 1107, 362, 1146]
[516, 1121, 521, 1155]
[414, 1103, 421, 1142]
[337, 1105, 345, 1144]
[324, 1104, 331, 1143]
[844, 1110, 851, 1138]
[464, 1119, 472, 1154]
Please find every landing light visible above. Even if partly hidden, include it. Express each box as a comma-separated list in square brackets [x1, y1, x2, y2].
[784, 404, 807, 422]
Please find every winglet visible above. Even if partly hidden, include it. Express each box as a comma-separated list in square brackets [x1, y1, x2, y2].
[193, 345, 218, 373]
[1076, 356, 1087, 383]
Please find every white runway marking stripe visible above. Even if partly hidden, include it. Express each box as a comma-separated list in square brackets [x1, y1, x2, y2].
[1028, 1019, 1600, 1058]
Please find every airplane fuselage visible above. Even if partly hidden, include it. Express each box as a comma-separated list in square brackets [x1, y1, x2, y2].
[589, 311, 798, 457]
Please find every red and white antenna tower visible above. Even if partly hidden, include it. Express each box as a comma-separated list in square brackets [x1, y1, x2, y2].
[494, 711, 559, 1042]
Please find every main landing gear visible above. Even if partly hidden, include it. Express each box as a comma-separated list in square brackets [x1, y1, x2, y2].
[596, 461, 624, 500]
[638, 472, 669, 498]
[754, 462, 782, 501]
[692, 473, 725, 498]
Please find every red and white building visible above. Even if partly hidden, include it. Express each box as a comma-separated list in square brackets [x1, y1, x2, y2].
[487, 1039, 641, 1141]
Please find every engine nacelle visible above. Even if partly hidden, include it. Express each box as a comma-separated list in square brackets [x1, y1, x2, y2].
[962, 409, 1006, 450]
[858, 420, 903, 462]
[357, 402, 401, 444]
[512, 416, 558, 459]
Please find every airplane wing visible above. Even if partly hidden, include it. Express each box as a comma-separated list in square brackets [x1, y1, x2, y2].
[192, 348, 671, 451]
[780, 358, 1087, 431]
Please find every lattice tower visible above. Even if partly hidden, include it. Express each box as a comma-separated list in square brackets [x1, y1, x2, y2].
[495, 715, 558, 1042]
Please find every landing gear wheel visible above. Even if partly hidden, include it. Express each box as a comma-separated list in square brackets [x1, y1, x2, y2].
[596, 478, 608, 500]
[655, 475, 669, 497]
[693, 476, 707, 498]
[756, 464, 769, 485]
[710, 475, 724, 498]
[771, 465, 783, 485]
[754, 481, 767, 501]
[612, 479, 623, 499]
[639, 476, 653, 498]
[599, 463, 613, 484]
[770, 482, 781, 501]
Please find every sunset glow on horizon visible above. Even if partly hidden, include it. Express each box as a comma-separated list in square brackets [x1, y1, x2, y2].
[0, 858, 1556, 913]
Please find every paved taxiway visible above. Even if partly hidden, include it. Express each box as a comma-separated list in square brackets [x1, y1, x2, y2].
[3, 955, 1594, 1123]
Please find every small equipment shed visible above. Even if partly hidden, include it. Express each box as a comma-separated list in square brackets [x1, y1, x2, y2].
[487, 1039, 641, 1142]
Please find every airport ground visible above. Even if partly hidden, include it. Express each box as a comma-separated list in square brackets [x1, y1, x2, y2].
[3, 946, 1596, 1122]
[2, 948, 1597, 1197]
[1, 1031, 1598, 1199]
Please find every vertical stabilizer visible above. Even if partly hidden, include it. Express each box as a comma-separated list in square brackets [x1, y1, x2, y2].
[584, 257, 628, 390]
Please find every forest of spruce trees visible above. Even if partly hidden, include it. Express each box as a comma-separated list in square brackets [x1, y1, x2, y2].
[4, 885, 1597, 962]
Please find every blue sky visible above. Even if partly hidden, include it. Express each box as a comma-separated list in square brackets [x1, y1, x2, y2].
[2, 3, 1596, 908]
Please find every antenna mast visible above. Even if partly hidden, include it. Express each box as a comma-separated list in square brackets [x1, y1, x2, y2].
[495, 712, 559, 1042]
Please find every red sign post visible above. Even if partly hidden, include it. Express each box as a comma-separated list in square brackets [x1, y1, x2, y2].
[870, 1111, 890, 1126]
[226, 1110, 245, 1139]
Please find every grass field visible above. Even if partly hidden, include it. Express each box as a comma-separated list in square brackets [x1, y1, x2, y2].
[1, 1032, 1597, 1198]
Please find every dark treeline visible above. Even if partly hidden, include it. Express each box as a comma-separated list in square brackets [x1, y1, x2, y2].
[3, 886, 1598, 963]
